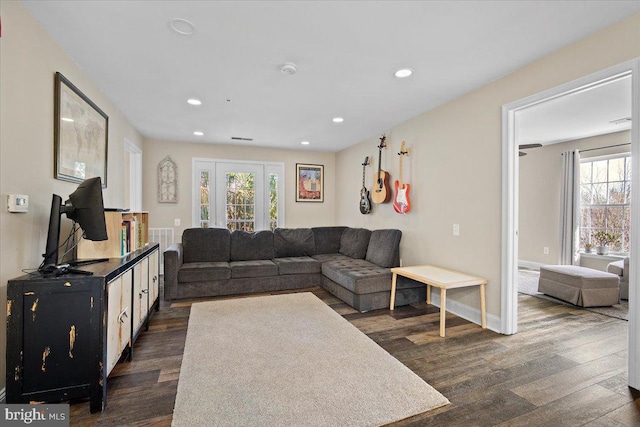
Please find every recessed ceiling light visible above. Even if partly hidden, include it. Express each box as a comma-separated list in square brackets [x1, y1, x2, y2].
[394, 68, 413, 78]
[194, 131, 204, 136]
[301, 141, 310, 145]
[187, 98, 202, 106]
[332, 117, 344, 123]
[169, 18, 196, 36]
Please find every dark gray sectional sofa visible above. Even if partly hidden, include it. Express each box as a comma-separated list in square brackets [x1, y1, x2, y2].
[163, 226, 425, 312]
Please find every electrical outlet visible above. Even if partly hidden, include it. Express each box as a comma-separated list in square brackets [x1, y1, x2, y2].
[453, 224, 460, 236]
[544, 247, 549, 255]
[174, 218, 181, 226]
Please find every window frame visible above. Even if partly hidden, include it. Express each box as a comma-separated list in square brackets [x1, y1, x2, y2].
[579, 152, 631, 254]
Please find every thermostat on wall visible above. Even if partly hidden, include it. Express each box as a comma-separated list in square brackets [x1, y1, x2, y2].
[7, 194, 29, 213]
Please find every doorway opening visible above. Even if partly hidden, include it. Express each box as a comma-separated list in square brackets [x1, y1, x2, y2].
[501, 59, 639, 389]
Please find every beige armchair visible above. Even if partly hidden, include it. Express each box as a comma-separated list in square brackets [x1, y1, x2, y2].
[607, 257, 629, 300]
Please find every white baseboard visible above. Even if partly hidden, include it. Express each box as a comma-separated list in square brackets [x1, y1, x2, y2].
[518, 260, 545, 271]
[428, 292, 502, 334]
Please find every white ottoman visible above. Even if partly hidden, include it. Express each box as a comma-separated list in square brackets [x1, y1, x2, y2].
[538, 265, 620, 307]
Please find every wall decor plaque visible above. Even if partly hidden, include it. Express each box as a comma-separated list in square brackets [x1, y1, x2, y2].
[158, 156, 178, 203]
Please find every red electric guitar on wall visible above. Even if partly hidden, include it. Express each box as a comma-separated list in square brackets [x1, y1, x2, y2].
[393, 141, 411, 213]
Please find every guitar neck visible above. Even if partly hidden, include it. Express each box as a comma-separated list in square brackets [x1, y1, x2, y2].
[398, 142, 407, 185]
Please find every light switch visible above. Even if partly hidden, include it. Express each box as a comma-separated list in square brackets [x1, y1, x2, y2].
[453, 224, 460, 236]
[174, 218, 181, 226]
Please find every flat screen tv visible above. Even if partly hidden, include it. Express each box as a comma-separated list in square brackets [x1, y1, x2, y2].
[39, 177, 108, 275]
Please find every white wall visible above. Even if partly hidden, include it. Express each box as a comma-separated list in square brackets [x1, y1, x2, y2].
[0, 1, 144, 389]
[519, 131, 631, 265]
[335, 13, 640, 322]
[142, 139, 336, 237]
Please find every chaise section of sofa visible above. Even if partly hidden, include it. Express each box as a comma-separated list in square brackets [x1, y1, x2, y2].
[321, 229, 425, 311]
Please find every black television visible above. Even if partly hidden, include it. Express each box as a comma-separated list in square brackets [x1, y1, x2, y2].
[39, 177, 108, 275]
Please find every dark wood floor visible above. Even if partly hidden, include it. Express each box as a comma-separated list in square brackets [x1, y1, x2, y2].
[70, 287, 640, 426]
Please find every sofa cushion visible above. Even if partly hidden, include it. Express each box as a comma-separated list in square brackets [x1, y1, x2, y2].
[365, 229, 402, 268]
[178, 262, 231, 283]
[312, 226, 348, 254]
[182, 228, 231, 263]
[322, 258, 392, 294]
[339, 228, 371, 259]
[230, 230, 274, 261]
[311, 253, 353, 263]
[273, 256, 322, 275]
[274, 228, 315, 257]
[230, 260, 278, 278]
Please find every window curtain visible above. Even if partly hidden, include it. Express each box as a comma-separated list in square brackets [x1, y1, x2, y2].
[560, 149, 581, 265]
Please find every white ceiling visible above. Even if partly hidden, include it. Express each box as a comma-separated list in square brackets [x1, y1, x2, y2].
[22, 1, 640, 152]
[516, 75, 632, 146]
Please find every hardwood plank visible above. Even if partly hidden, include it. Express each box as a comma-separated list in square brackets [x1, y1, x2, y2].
[497, 384, 629, 426]
[602, 399, 640, 426]
[510, 352, 627, 407]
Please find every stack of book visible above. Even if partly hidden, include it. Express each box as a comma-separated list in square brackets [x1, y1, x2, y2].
[120, 218, 139, 255]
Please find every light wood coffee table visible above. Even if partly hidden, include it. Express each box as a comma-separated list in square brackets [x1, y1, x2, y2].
[390, 265, 487, 337]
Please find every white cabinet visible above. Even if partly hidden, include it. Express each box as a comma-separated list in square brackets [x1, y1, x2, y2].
[149, 250, 159, 308]
[106, 271, 132, 376]
[132, 258, 149, 335]
[105, 245, 159, 381]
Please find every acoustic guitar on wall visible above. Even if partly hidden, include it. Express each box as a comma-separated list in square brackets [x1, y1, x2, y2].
[359, 156, 372, 214]
[372, 135, 391, 204]
[393, 141, 411, 214]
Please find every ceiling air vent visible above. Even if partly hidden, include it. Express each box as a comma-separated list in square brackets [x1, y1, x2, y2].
[231, 137, 253, 142]
[610, 117, 632, 125]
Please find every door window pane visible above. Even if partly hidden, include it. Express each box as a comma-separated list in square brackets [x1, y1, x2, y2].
[269, 173, 278, 231]
[199, 171, 210, 227]
[225, 172, 255, 232]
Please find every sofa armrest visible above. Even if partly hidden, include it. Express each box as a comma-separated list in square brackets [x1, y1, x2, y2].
[623, 256, 629, 282]
[164, 243, 184, 300]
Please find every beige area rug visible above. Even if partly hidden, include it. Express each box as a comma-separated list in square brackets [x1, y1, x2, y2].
[172, 293, 449, 427]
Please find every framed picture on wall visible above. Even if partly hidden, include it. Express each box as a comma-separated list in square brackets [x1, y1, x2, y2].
[54, 72, 109, 187]
[296, 163, 324, 202]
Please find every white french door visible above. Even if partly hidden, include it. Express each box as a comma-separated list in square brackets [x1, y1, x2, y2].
[192, 158, 284, 231]
[215, 162, 264, 231]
